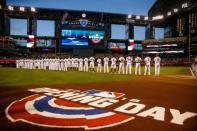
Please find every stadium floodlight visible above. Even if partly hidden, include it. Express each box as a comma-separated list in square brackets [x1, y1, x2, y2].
[152, 15, 164, 20]
[167, 11, 172, 16]
[144, 16, 148, 20]
[182, 3, 188, 8]
[128, 14, 132, 19]
[8, 5, 14, 11]
[173, 8, 178, 13]
[136, 16, 140, 20]
[19, 6, 25, 12]
[82, 13, 86, 18]
[31, 7, 36, 12]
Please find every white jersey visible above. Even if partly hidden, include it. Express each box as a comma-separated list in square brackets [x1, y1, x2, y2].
[79, 58, 83, 65]
[195, 57, 197, 63]
[154, 56, 161, 65]
[111, 57, 117, 64]
[126, 56, 133, 64]
[135, 57, 141, 63]
[84, 58, 89, 64]
[67, 58, 71, 66]
[74, 58, 79, 64]
[45, 59, 49, 66]
[103, 57, 109, 64]
[144, 57, 151, 65]
[119, 57, 125, 63]
[71, 58, 75, 65]
[97, 59, 102, 64]
[64, 59, 68, 64]
[89, 57, 95, 62]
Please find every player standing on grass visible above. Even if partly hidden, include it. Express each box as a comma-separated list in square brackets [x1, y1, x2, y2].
[52, 58, 55, 70]
[40, 58, 44, 70]
[103, 56, 109, 73]
[126, 56, 133, 74]
[74, 58, 79, 71]
[71, 58, 74, 71]
[118, 56, 125, 74]
[97, 58, 102, 73]
[194, 56, 197, 75]
[61, 58, 65, 71]
[144, 56, 151, 76]
[67, 58, 71, 71]
[110, 57, 117, 73]
[84, 57, 89, 72]
[29, 59, 34, 70]
[16, 59, 19, 68]
[135, 55, 142, 75]
[154, 55, 161, 76]
[89, 56, 95, 72]
[35, 59, 39, 69]
[58, 58, 61, 71]
[78, 58, 83, 72]
[20, 59, 24, 69]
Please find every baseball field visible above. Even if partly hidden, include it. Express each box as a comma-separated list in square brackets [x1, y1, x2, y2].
[0, 66, 197, 131]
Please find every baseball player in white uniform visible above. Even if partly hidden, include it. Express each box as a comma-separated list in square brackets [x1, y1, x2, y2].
[144, 56, 151, 76]
[45, 59, 50, 70]
[35, 59, 40, 69]
[71, 58, 75, 71]
[29, 59, 34, 70]
[154, 55, 161, 76]
[78, 58, 83, 71]
[118, 56, 125, 74]
[103, 57, 109, 73]
[60, 59, 65, 71]
[193, 56, 197, 75]
[67, 58, 71, 71]
[19, 59, 24, 68]
[110, 57, 117, 73]
[40, 59, 44, 70]
[50, 59, 54, 70]
[89, 57, 95, 72]
[84, 57, 89, 72]
[126, 56, 133, 74]
[74, 58, 79, 71]
[97, 58, 102, 73]
[135, 56, 142, 75]
[16, 60, 19, 68]
[195, 56, 197, 63]
[64, 58, 68, 71]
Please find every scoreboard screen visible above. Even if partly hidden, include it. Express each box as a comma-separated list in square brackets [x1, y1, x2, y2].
[61, 30, 88, 46]
[108, 42, 126, 51]
[61, 29, 105, 46]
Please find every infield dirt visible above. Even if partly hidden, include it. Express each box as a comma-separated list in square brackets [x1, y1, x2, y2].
[0, 76, 197, 131]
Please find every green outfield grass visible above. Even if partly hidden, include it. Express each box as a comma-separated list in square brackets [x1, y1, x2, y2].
[0, 66, 191, 86]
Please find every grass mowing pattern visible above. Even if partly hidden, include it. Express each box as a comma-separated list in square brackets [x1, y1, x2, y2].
[0, 66, 191, 86]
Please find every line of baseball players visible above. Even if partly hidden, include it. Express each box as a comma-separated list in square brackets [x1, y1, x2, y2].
[16, 55, 161, 76]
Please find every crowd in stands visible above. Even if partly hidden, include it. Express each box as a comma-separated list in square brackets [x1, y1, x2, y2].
[0, 36, 15, 49]
[143, 37, 187, 45]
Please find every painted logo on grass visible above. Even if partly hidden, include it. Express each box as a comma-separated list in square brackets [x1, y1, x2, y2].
[6, 89, 133, 130]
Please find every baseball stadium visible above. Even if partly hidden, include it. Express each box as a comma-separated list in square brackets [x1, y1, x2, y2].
[0, 0, 197, 131]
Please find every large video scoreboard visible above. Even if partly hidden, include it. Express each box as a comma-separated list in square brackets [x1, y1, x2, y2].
[60, 20, 106, 49]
